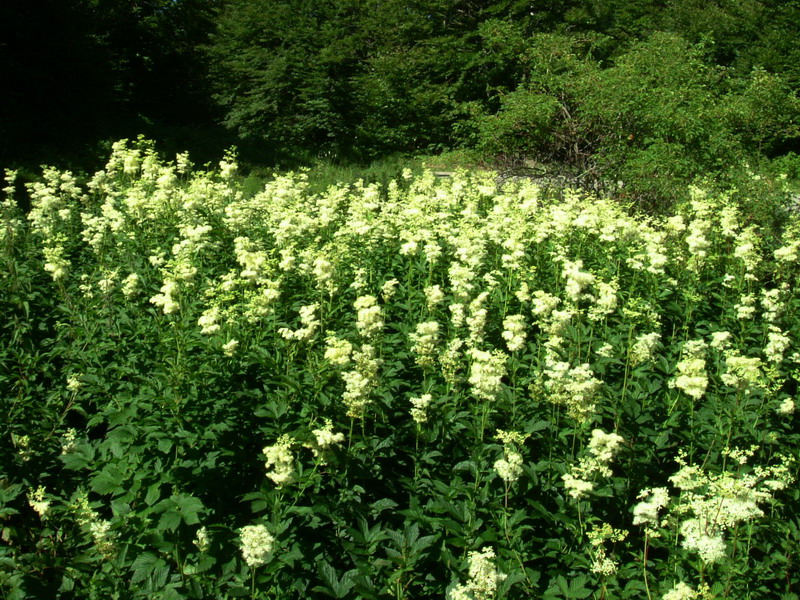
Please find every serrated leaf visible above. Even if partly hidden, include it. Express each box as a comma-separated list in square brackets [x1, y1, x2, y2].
[90, 464, 126, 496]
[130, 552, 160, 584]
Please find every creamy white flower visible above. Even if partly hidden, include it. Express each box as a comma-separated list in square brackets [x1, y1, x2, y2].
[409, 394, 433, 424]
[239, 524, 275, 568]
[501, 314, 526, 352]
[263, 435, 294, 486]
[633, 487, 669, 527]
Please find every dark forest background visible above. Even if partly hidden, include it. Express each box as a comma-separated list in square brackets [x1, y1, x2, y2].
[3, 0, 800, 205]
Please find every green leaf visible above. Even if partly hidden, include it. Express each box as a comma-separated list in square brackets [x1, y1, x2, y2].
[90, 464, 126, 496]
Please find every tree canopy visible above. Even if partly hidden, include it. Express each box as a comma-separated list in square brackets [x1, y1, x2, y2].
[2, 0, 800, 200]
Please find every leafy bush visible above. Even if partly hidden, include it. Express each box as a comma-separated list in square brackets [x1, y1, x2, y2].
[1, 140, 799, 599]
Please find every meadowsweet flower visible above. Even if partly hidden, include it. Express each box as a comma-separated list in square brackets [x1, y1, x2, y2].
[632, 487, 670, 527]
[279, 248, 296, 271]
[450, 303, 466, 328]
[307, 419, 345, 457]
[424, 285, 445, 309]
[400, 239, 419, 255]
[61, 428, 78, 454]
[448, 262, 476, 300]
[43, 244, 70, 280]
[89, 519, 118, 559]
[765, 327, 790, 363]
[440, 338, 465, 384]
[709, 331, 732, 350]
[341, 344, 381, 418]
[468, 348, 507, 401]
[774, 240, 800, 262]
[589, 279, 618, 320]
[381, 278, 399, 300]
[596, 343, 614, 358]
[448, 547, 506, 600]
[777, 397, 795, 415]
[543, 358, 602, 422]
[423, 240, 442, 263]
[531, 290, 560, 321]
[563, 473, 594, 499]
[630, 332, 661, 365]
[662, 582, 699, 600]
[72, 493, 117, 559]
[66, 375, 82, 392]
[410, 321, 440, 368]
[198, 306, 221, 334]
[150, 279, 180, 314]
[761, 287, 785, 322]
[279, 303, 320, 341]
[222, 339, 239, 356]
[562, 259, 595, 303]
[234, 237, 268, 279]
[467, 292, 490, 344]
[721, 352, 763, 390]
[263, 435, 294, 486]
[410, 394, 433, 424]
[587, 429, 625, 469]
[194, 526, 210, 552]
[355, 295, 384, 338]
[239, 524, 275, 568]
[501, 314, 526, 352]
[670, 340, 708, 400]
[563, 430, 624, 500]
[679, 519, 726, 564]
[494, 430, 528, 484]
[27, 486, 50, 517]
[121, 273, 139, 297]
[735, 294, 756, 320]
[587, 523, 628, 576]
[324, 334, 353, 366]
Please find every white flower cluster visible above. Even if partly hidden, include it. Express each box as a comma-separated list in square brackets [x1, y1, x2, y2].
[467, 348, 507, 402]
[410, 321, 440, 369]
[501, 314, 526, 352]
[279, 303, 321, 341]
[662, 582, 700, 600]
[263, 434, 295, 486]
[27, 486, 50, 518]
[424, 284, 445, 309]
[72, 493, 117, 560]
[764, 327, 790, 364]
[467, 292, 490, 344]
[721, 351, 763, 390]
[562, 430, 624, 500]
[324, 334, 353, 366]
[630, 332, 661, 366]
[543, 352, 602, 422]
[409, 393, 433, 424]
[447, 547, 506, 600]
[493, 430, 528, 485]
[341, 344, 381, 418]
[632, 487, 670, 528]
[587, 522, 627, 578]
[354, 295, 384, 338]
[562, 259, 595, 303]
[150, 279, 180, 314]
[194, 526, 211, 552]
[668, 451, 795, 565]
[198, 305, 222, 334]
[670, 339, 707, 400]
[306, 419, 345, 457]
[239, 524, 275, 568]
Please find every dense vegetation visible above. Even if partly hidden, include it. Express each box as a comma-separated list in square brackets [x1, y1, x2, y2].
[1, 140, 799, 599]
[2, 2, 800, 599]
[3, 0, 800, 205]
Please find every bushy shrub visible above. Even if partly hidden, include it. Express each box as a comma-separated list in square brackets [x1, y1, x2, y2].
[1, 141, 799, 599]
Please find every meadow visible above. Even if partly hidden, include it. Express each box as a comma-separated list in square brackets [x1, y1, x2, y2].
[1, 139, 798, 599]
